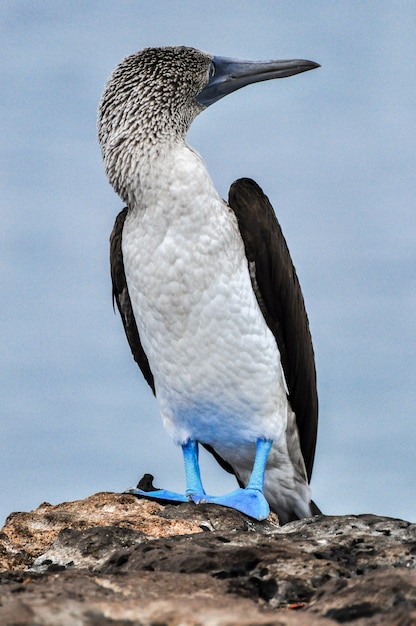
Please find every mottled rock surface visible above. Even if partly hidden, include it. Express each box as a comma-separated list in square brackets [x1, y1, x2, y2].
[1, 492, 415, 625]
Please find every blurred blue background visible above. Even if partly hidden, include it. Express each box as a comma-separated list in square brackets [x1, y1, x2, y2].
[1, 1, 415, 525]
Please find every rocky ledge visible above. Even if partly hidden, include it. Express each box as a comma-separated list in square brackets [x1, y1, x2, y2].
[0, 491, 415, 625]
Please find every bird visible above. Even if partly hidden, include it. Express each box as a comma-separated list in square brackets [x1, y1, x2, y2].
[98, 46, 320, 523]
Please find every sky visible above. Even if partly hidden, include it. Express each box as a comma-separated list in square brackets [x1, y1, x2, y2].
[1, 1, 415, 527]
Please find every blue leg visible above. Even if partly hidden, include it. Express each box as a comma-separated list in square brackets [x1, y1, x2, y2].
[246, 438, 273, 491]
[191, 438, 273, 520]
[126, 437, 273, 521]
[183, 439, 206, 496]
[124, 439, 204, 504]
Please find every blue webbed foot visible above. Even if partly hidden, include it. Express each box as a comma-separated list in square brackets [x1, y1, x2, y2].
[190, 438, 273, 520]
[192, 487, 270, 520]
[126, 438, 273, 521]
[124, 487, 189, 504]
[124, 440, 205, 505]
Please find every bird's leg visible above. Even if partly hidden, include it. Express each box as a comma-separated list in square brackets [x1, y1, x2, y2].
[182, 439, 206, 496]
[191, 438, 272, 520]
[246, 438, 273, 491]
[123, 440, 206, 504]
[125, 438, 272, 519]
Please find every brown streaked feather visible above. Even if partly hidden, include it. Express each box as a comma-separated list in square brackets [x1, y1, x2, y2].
[110, 208, 155, 394]
[228, 178, 318, 481]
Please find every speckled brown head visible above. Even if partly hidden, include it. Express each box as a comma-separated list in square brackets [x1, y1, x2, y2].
[98, 46, 212, 200]
[98, 47, 211, 150]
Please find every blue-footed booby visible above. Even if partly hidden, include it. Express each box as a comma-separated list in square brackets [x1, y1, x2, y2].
[98, 46, 320, 523]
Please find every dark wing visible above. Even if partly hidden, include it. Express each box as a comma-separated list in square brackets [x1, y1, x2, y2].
[229, 178, 318, 481]
[110, 208, 155, 394]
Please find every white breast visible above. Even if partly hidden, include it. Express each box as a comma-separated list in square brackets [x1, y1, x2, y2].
[122, 142, 289, 463]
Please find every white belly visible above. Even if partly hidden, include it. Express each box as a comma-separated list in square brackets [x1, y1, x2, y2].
[122, 145, 289, 460]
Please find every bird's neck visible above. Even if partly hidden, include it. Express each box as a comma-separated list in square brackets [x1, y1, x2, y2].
[107, 136, 220, 213]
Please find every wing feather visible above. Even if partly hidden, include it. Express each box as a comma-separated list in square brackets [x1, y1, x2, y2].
[109, 208, 155, 394]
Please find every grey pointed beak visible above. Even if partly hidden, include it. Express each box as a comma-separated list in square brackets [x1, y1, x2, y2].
[196, 56, 320, 107]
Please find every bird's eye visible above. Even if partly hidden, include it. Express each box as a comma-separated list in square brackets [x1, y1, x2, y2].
[209, 62, 216, 80]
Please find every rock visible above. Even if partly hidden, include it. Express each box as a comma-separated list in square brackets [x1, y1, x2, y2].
[0, 492, 415, 625]
[0, 493, 199, 571]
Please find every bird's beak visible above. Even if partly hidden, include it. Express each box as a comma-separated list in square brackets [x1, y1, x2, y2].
[196, 56, 320, 108]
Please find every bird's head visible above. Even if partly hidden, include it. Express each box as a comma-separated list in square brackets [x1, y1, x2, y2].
[98, 46, 212, 201]
[98, 46, 319, 202]
[98, 47, 211, 150]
